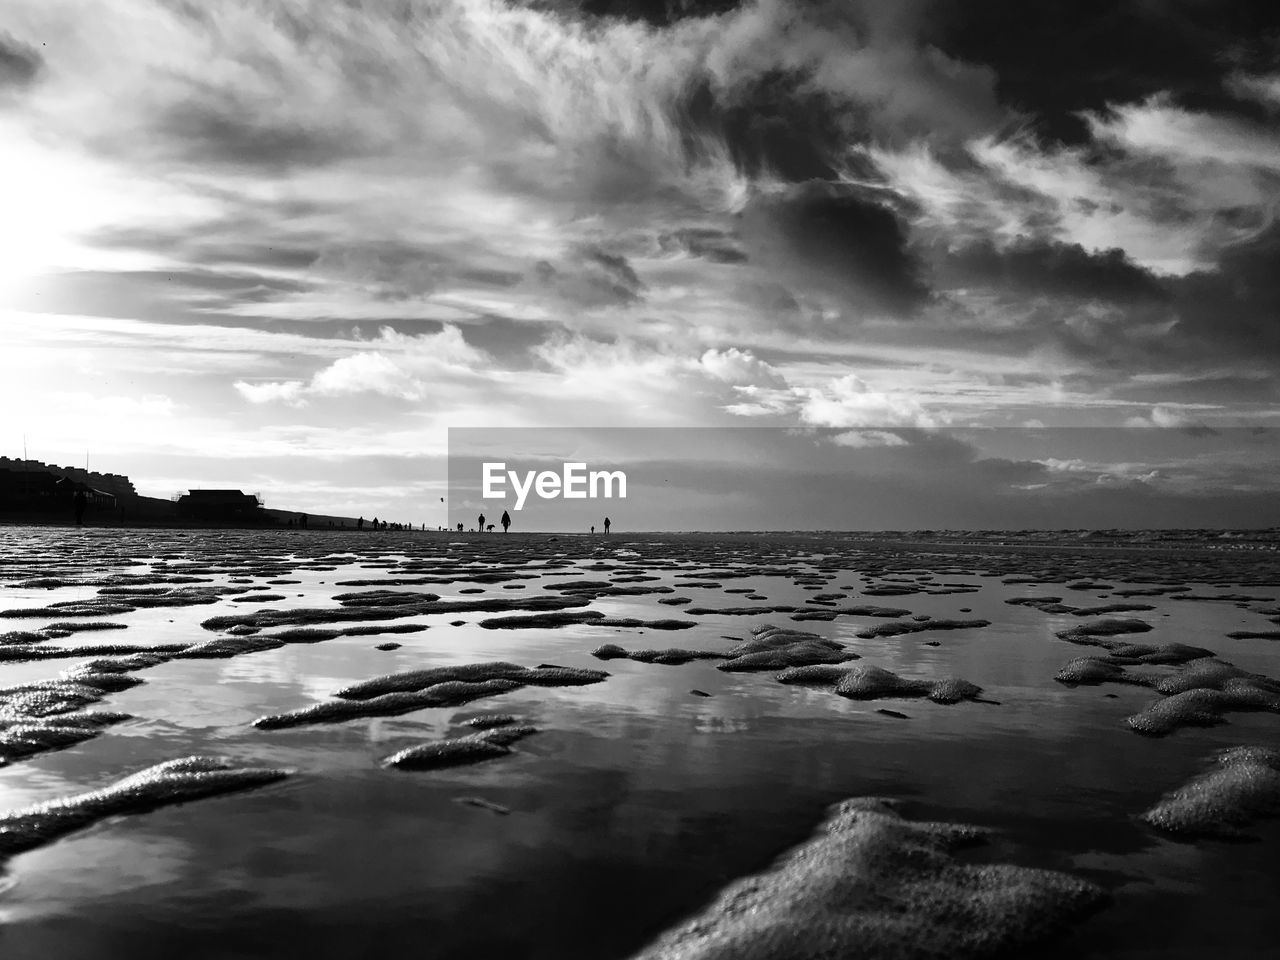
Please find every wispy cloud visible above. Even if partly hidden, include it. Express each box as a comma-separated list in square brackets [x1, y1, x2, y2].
[3, 0, 1277, 519]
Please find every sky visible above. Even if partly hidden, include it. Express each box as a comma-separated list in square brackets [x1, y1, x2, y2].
[448, 427, 1280, 531]
[1, 1, 1278, 527]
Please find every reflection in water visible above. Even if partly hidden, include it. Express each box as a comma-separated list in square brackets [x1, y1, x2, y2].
[0, 528, 1278, 959]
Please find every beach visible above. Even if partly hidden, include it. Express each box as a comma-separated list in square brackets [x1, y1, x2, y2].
[1, 526, 1278, 958]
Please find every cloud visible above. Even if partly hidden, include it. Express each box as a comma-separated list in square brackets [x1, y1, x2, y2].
[868, 123, 1270, 279]
[528, 244, 645, 308]
[233, 325, 488, 405]
[1087, 96, 1280, 172]
[698, 347, 785, 387]
[796, 373, 936, 428]
[941, 237, 1168, 304]
[0, 30, 42, 89]
[656, 226, 747, 263]
[830, 429, 909, 448]
[1123, 403, 1219, 434]
[1227, 72, 1280, 111]
[233, 380, 307, 406]
[5, 0, 1280, 520]
[697, 0, 1005, 146]
[738, 181, 929, 317]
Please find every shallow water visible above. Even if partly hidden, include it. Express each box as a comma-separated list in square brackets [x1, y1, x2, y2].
[1, 527, 1279, 958]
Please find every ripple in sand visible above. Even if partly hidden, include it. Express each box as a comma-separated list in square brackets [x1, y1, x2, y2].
[855, 617, 991, 639]
[626, 797, 1106, 960]
[0, 757, 290, 857]
[834, 665, 985, 704]
[383, 725, 538, 770]
[1140, 746, 1280, 839]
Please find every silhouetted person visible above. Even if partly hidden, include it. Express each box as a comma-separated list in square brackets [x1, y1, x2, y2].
[501, 510, 510, 533]
[73, 489, 87, 526]
[478, 513, 485, 533]
[457, 522, 464, 532]
[373, 516, 379, 531]
[590, 525, 595, 534]
[300, 512, 308, 529]
[357, 516, 364, 531]
[603, 516, 611, 535]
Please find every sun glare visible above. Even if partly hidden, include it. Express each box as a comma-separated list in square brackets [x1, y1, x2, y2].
[0, 128, 156, 305]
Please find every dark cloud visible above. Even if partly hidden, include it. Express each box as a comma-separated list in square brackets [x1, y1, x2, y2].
[530, 245, 645, 307]
[531, 0, 742, 26]
[739, 182, 930, 316]
[1169, 222, 1280, 361]
[158, 102, 366, 170]
[1114, 374, 1280, 408]
[681, 70, 849, 182]
[912, 221, 1280, 393]
[657, 227, 747, 263]
[0, 32, 42, 89]
[456, 316, 561, 368]
[941, 238, 1170, 303]
[1040, 225, 1280, 374]
[919, 0, 1280, 143]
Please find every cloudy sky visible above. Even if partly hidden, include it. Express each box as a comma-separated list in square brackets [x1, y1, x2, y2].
[2, 1, 1278, 526]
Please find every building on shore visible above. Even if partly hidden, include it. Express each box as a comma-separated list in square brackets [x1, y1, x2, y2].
[53, 476, 117, 508]
[0, 458, 123, 514]
[0, 467, 59, 510]
[176, 489, 264, 521]
[0, 457, 136, 501]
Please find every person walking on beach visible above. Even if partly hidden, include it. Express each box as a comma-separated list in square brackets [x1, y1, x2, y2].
[357, 516, 364, 530]
[73, 489, 87, 526]
[478, 513, 485, 533]
[590, 525, 595, 534]
[501, 510, 510, 533]
[603, 516, 611, 535]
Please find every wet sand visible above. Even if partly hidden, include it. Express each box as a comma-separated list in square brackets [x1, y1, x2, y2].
[1, 527, 1279, 959]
